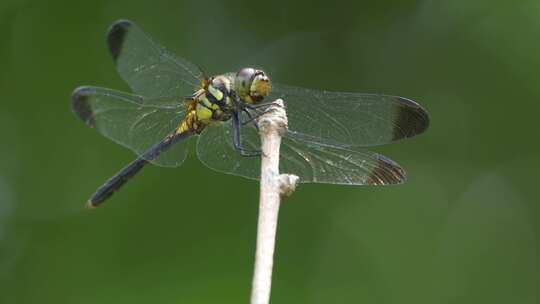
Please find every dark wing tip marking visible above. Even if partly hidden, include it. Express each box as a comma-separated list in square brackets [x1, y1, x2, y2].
[71, 86, 96, 128]
[367, 154, 406, 185]
[393, 97, 430, 141]
[107, 19, 132, 63]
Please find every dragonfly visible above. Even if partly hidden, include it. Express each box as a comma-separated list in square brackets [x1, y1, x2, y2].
[72, 20, 429, 208]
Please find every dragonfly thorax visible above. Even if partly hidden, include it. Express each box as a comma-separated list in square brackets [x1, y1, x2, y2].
[195, 75, 234, 124]
[194, 68, 271, 127]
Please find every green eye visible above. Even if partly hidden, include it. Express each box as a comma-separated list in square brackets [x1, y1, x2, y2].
[234, 68, 257, 100]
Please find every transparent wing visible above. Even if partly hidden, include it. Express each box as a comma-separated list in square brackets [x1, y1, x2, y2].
[196, 122, 405, 185]
[71, 86, 190, 167]
[196, 122, 260, 179]
[269, 83, 430, 147]
[107, 19, 204, 98]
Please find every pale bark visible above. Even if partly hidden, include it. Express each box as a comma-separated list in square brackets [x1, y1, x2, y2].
[250, 99, 299, 304]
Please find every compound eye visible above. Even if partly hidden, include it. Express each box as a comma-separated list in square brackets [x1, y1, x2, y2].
[235, 68, 256, 95]
[249, 71, 270, 103]
[237, 67, 256, 78]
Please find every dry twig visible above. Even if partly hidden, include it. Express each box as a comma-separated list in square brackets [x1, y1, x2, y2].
[250, 99, 299, 304]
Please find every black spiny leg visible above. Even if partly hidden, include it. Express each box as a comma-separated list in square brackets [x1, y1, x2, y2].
[244, 100, 283, 110]
[242, 100, 285, 127]
[241, 109, 260, 132]
[232, 111, 261, 157]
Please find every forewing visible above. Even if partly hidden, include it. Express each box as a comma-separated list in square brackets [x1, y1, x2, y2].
[269, 83, 429, 147]
[196, 121, 405, 185]
[107, 19, 204, 98]
[71, 86, 189, 167]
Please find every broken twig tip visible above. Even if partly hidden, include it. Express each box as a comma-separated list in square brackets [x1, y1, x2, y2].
[257, 99, 287, 137]
[278, 174, 299, 197]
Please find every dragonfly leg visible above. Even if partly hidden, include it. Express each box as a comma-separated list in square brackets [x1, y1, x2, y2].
[242, 99, 285, 125]
[244, 100, 284, 110]
[241, 109, 260, 132]
[232, 111, 261, 157]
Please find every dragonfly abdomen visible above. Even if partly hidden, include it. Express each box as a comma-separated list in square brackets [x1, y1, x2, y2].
[87, 130, 193, 208]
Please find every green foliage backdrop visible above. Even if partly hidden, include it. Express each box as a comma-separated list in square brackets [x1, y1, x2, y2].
[0, 0, 538, 303]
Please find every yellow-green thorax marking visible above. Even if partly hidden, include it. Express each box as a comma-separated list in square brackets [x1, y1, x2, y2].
[196, 75, 234, 124]
[177, 68, 271, 135]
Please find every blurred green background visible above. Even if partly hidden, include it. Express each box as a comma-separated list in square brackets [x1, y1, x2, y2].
[1, 0, 539, 303]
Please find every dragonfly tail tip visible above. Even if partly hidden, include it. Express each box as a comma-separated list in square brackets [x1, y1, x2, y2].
[85, 200, 98, 210]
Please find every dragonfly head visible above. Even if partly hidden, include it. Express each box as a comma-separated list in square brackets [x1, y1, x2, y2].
[234, 68, 270, 104]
